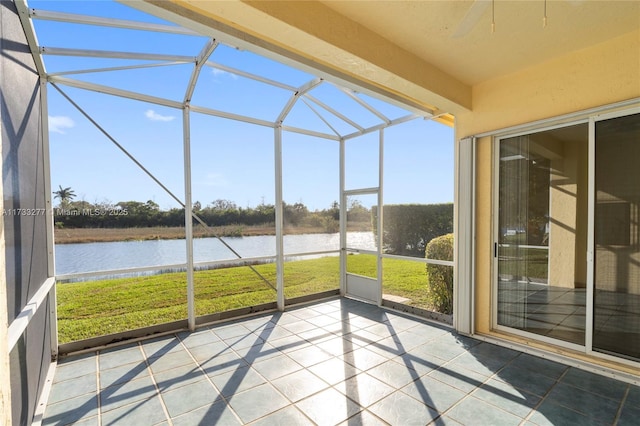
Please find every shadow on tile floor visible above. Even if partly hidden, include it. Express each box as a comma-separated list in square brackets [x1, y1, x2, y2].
[41, 298, 639, 426]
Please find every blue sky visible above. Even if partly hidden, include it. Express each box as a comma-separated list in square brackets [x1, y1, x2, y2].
[36, 0, 453, 211]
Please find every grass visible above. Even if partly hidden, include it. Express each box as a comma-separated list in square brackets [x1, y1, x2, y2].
[498, 246, 548, 280]
[57, 255, 435, 343]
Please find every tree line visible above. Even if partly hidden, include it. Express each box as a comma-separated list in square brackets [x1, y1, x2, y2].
[52, 187, 452, 254]
[53, 186, 368, 231]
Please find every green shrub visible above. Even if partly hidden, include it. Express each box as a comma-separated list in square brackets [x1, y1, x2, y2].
[425, 233, 453, 314]
[372, 204, 453, 257]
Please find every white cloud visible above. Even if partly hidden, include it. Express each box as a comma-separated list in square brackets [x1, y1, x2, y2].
[48, 116, 75, 134]
[145, 109, 176, 122]
[212, 68, 238, 80]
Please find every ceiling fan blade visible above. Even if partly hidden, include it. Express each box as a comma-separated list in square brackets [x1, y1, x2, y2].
[452, 0, 491, 38]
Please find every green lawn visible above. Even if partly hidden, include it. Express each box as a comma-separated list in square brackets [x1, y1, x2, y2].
[498, 246, 548, 280]
[57, 255, 436, 343]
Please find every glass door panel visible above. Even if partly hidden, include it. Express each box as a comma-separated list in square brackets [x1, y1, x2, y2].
[593, 112, 640, 361]
[497, 124, 588, 345]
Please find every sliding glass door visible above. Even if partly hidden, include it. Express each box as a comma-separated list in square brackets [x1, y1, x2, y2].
[496, 124, 588, 347]
[592, 111, 640, 361]
[495, 109, 640, 363]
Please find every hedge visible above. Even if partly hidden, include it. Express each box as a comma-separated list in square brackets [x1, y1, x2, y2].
[372, 203, 453, 257]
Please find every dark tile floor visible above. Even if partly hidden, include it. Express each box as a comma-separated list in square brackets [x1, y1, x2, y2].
[498, 281, 640, 359]
[41, 298, 639, 425]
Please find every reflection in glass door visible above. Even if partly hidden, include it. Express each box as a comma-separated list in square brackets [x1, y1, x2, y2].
[496, 124, 588, 346]
[593, 112, 640, 361]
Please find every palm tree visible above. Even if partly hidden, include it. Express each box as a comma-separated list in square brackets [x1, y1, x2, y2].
[53, 185, 76, 207]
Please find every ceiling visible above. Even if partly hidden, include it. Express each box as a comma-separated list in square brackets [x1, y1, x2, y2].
[133, 0, 639, 116]
[319, 0, 640, 86]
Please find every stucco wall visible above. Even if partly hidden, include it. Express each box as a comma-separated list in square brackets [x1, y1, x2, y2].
[456, 29, 640, 138]
[548, 135, 588, 289]
[455, 30, 640, 341]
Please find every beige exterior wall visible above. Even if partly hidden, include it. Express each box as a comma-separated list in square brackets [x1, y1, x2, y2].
[547, 136, 588, 289]
[456, 29, 640, 137]
[455, 29, 639, 373]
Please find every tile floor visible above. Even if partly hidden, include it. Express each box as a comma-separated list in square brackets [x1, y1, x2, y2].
[42, 297, 639, 425]
[498, 282, 640, 359]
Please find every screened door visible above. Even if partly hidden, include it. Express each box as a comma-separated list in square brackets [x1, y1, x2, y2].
[344, 191, 381, 304]
[342, 131, 382, 304]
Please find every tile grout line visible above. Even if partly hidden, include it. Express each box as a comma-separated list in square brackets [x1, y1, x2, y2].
[234, 312, 345, 424]
[96, 351, 102, 426]
[279, 312, 357, 424]
[295, 310, 379, 425]
[425, 348, 527, 424]
[137, 341, 174, 426]
[611, 383, 630, 426]
[176, 329, 246, 424]
[223, 321, 316, 424]
[521, 366, 570, 425]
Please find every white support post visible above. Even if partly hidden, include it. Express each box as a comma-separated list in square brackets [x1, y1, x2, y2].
[274, 127, 285, 310]
[40, 78, 58, 358]
[454, 137, 475, 335]
[377, 129, 384, 306]
[585, 117, 596, 354]
[183, 107, 195, 330]
[339, 138, 346, 296]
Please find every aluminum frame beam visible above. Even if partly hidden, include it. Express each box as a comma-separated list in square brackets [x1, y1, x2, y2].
[280, 125, 340, 141]
[274, 126, 285, 310]
[334, 84, 391, 124]
[277, 77, 323, 124]
[339, 138, 346, 296]
[342, 114, 420, 140]
[29, 8, 200, 36]
[190, 104, 276, 128]
[15, 0, 46, 76]
[47, 61, 187, 77]
[304, 94, 364, 132]
[301, 98, 341, 137]
[183, 107, 196, 330]
[40, 78, 58, 358]
[40, 46, 195, 63]
[377, 129, 384, 306]
[49, 76, 184, 109]
[185, 38, 219, 104]
[204, 61, 297, 92]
